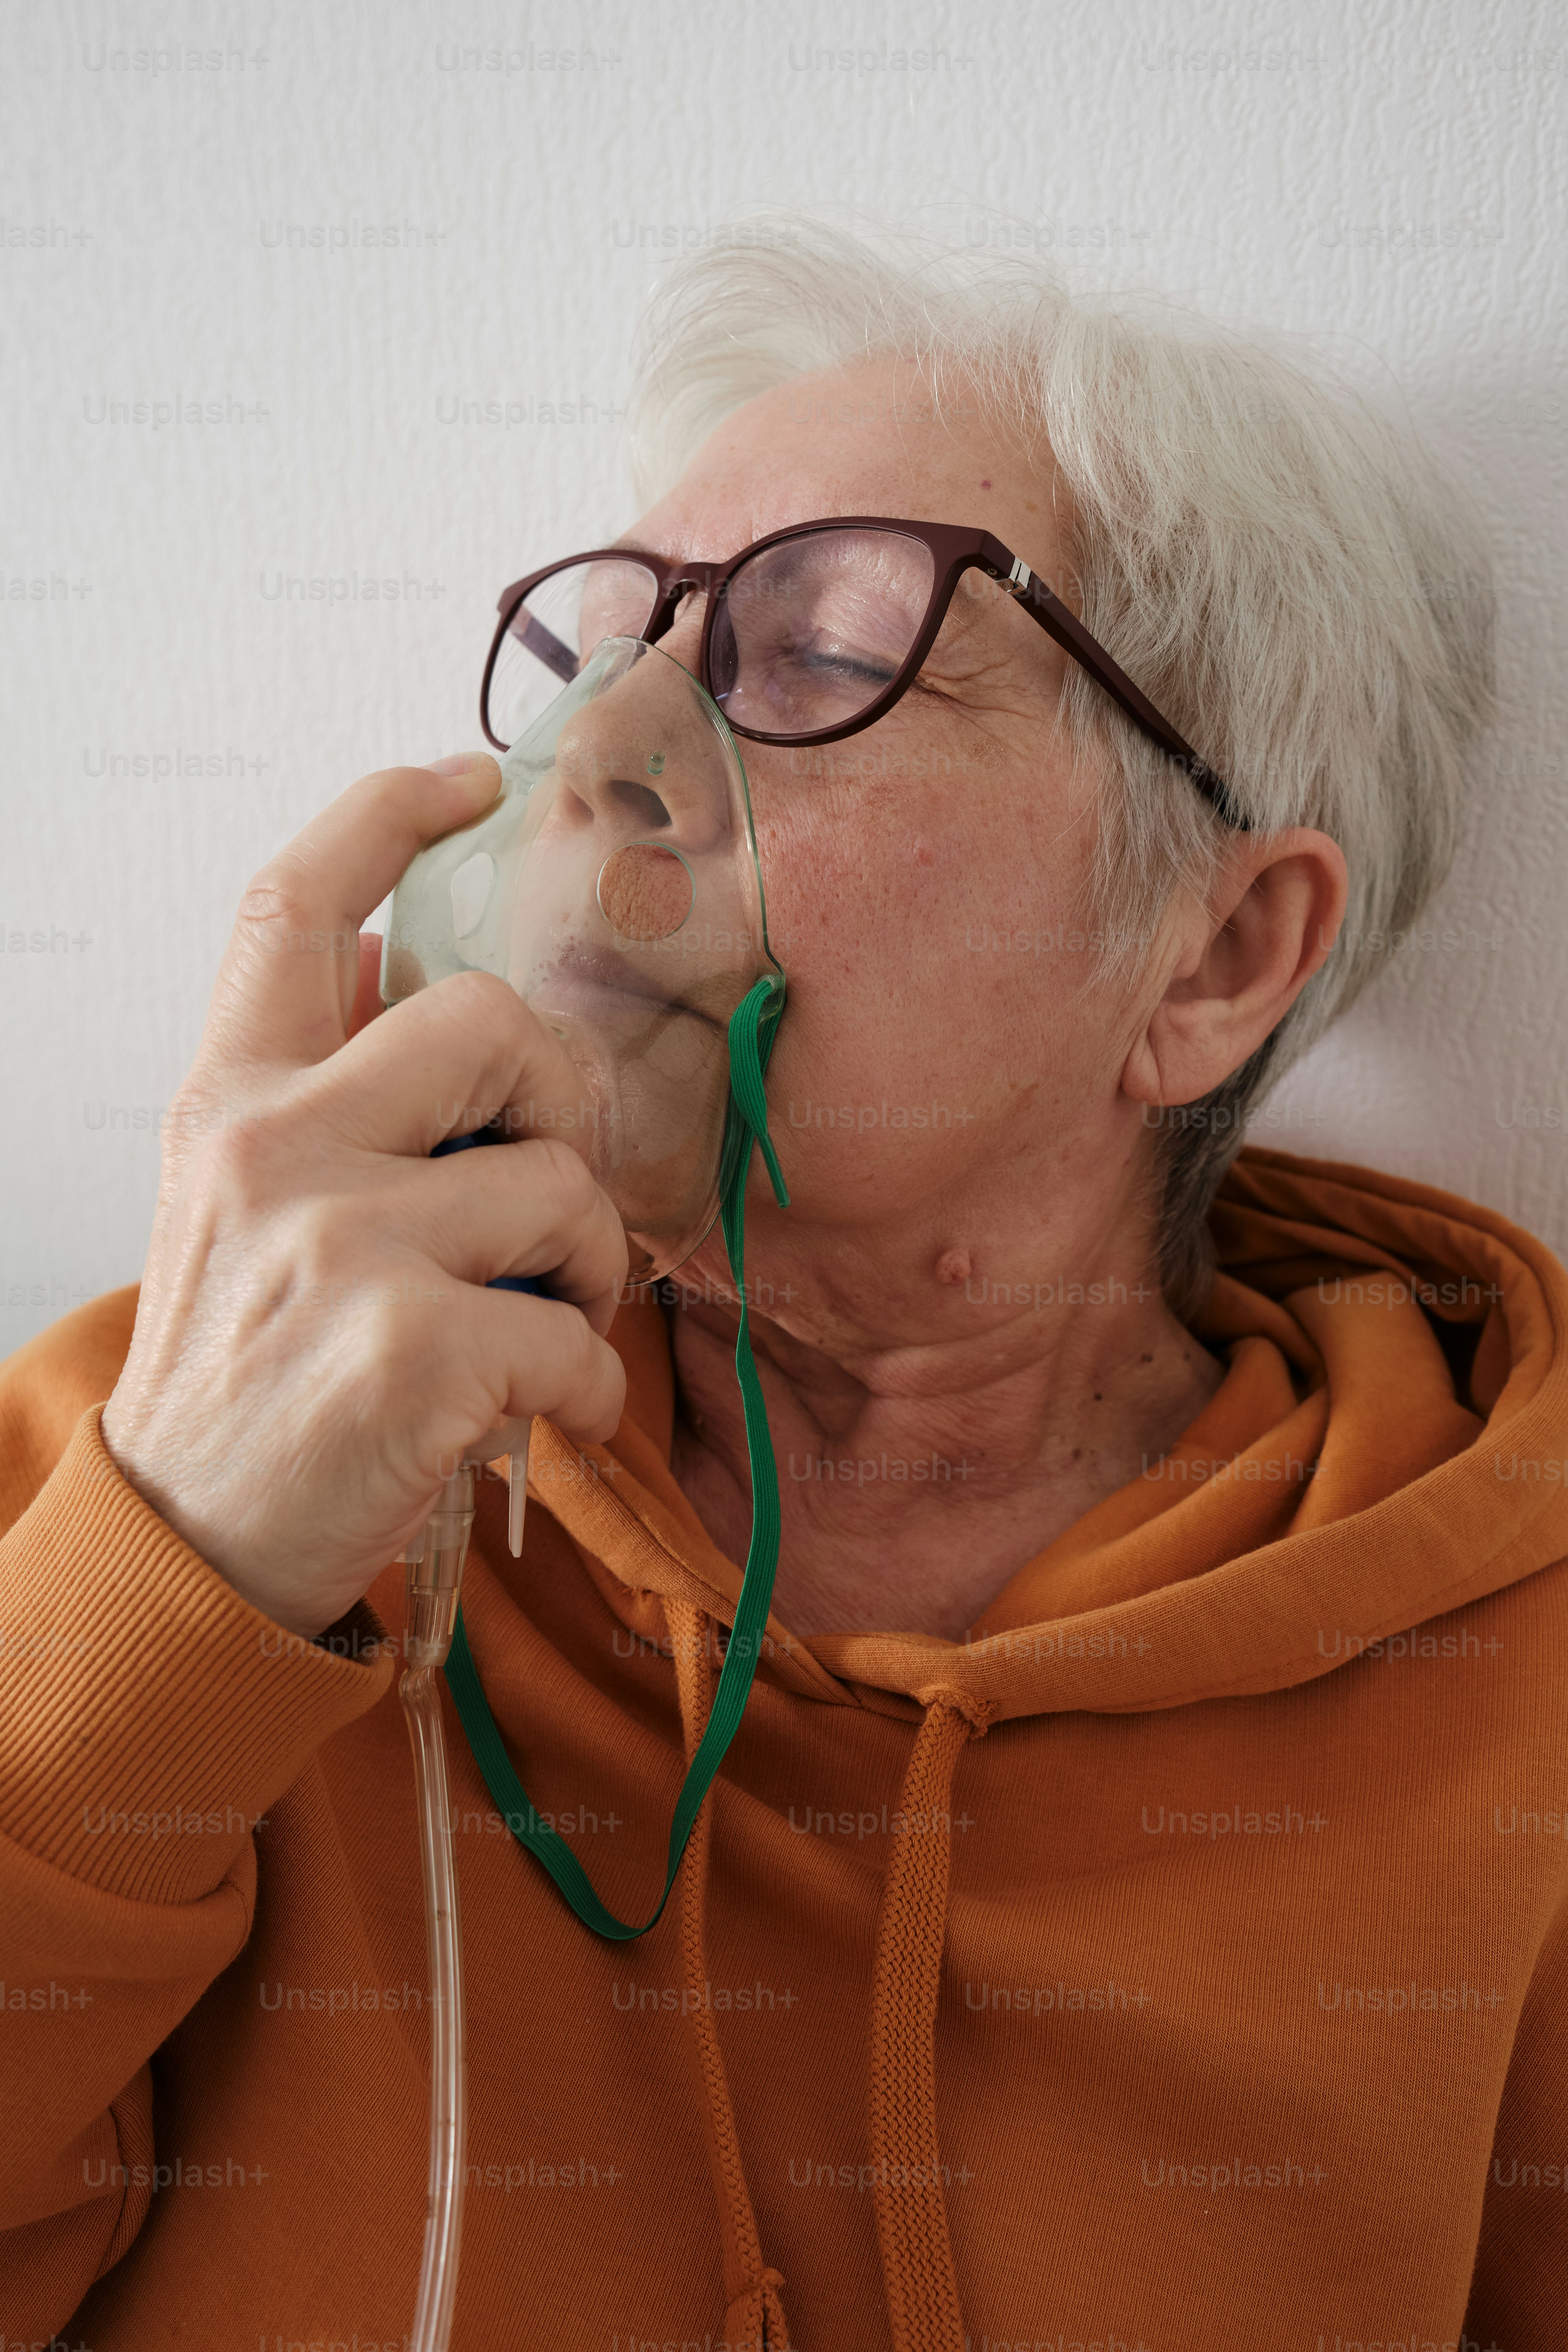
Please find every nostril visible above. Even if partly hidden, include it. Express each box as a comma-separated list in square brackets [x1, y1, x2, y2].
[606, 778, 672, 830]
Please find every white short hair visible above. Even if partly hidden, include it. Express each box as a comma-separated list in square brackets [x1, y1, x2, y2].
[627, 217, 1496, 1307]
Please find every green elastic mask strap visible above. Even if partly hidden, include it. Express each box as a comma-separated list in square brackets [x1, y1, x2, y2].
[444, 971, 789, 1942]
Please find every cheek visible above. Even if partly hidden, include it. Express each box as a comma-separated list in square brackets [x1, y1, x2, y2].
[749, 782, 1101, 1202]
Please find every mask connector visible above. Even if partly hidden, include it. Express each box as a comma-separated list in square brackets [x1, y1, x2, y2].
[403, 1467, 476, 1671]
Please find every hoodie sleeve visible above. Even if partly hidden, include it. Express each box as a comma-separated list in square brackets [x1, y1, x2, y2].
[0, 1293, 395, 2324]
[1464, 1862, 1568, 2341]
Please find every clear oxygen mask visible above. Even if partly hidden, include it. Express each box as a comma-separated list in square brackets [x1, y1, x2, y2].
[381, 634, 782, 1283]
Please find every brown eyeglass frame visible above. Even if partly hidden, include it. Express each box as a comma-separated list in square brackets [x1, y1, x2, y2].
[480, 516, 1246, 828]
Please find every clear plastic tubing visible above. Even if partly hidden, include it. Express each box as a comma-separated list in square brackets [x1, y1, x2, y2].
[400, 1468, 473, 2352]
[398, 1432, 531, 2351]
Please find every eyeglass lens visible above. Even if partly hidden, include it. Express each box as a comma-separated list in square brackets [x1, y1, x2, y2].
[487, 558, 661, 747]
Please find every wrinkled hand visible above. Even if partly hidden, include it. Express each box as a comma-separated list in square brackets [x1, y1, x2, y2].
[101, 755, 628, 1640]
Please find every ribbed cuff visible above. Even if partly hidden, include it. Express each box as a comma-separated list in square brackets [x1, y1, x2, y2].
[0, 1406, 396, 1905]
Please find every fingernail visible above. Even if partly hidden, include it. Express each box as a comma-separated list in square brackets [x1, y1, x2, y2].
[428, 752, 490, 777]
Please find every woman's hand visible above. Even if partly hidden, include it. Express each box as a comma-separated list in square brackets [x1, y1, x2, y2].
[100, 755, 628, 1641]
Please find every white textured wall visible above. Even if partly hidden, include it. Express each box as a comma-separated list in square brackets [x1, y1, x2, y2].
[3, 0, 1564, 1353]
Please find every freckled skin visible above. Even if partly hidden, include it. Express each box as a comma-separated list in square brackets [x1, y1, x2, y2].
[627, 354, 1346, 1637]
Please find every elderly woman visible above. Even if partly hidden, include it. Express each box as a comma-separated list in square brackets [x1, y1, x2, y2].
[3, 225, 1561, 2352]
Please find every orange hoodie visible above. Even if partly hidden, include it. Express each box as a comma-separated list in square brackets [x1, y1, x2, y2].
[3, 1146, 1567, 2352]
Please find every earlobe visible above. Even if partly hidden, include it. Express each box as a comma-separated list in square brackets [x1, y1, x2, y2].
[1120, 1026, 1165, 1107]
[1121, 987, 1226, 1113]
[1116, 879, 1214, 1110]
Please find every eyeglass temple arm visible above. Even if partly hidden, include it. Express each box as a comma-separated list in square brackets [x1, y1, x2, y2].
[508, 605, 577, 685]
[981, 551, 1249, 831]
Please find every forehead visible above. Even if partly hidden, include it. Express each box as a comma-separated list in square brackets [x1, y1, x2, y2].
[631, 353, 1060, 572]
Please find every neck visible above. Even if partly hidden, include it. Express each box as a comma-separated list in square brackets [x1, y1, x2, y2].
[664, 1226, 1223, 1640]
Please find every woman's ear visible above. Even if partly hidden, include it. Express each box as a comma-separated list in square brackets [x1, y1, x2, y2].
[1120, 829, 1349, 1110]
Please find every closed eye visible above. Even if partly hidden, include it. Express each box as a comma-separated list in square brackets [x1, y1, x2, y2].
[798, 647, 899, 687]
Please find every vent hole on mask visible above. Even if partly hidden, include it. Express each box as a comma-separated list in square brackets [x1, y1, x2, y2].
[597, 842, 694, 942]
[450, 851, 495, 942]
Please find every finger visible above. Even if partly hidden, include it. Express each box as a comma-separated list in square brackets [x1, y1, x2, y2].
[347, 932, 385, 1040]
[463, 1284, 628, 1445]
[205, 756, 502, 1071]
[294, 967, 606, 1164]
[402, 1138, 630, 1329]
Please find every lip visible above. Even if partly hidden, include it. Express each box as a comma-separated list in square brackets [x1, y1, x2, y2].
[531, 942, 724, 1032]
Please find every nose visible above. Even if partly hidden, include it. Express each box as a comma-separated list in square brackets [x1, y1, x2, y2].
[550, 635, 732, 864]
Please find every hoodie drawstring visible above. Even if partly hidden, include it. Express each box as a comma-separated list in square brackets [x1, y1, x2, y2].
[663, 1606, 986, 2352]
[668, 1594, 793, 2350]
[868, 1689, 993, 2352]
